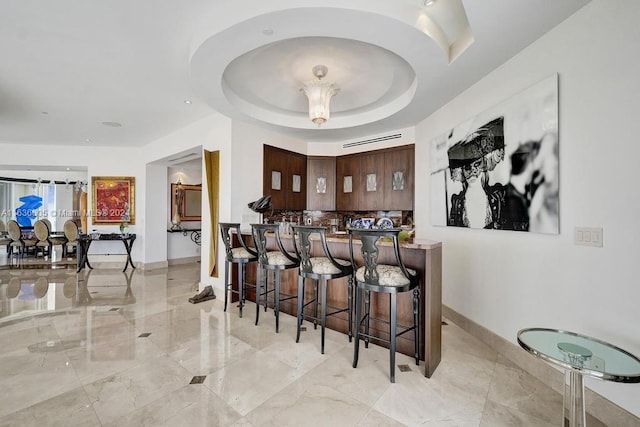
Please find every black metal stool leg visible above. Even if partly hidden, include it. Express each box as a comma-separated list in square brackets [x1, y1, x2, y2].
[255, 266, 262, 325]
[296, 275, 304, 343]
[413, 287, 420, 365]
[390, 293, 397, 383]
[224, 260, 229, 312]
[364, 289, 370, 348]
[274, 270, 280, 333]
[321, 278, 327, 354]
[238, 263, 245, 318]
[347, 276, 353, 342]
[313, 280, 319, 329]
[353, 286, 361, 368]
[264, 270, 269, 312]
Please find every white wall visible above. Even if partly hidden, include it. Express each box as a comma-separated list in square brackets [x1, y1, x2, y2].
[415, 0, 640, 415]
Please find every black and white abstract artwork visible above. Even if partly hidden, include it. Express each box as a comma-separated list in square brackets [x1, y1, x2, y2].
[430, 74, 559, 234]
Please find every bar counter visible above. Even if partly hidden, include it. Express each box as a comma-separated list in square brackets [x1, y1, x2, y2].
[232, 230, 442, 377]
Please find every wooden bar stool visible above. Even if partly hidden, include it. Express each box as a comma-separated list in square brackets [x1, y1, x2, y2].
[348, 227, 420, 383]
[291, 225, 354, 354]
[219, 222, 258, 318]
[251, 223, 299, 333]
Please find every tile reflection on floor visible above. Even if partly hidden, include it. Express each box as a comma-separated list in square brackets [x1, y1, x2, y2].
[0, 263, 607, 426]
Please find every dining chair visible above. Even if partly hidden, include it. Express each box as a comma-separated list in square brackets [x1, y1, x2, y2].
[8, 219, 36, 258]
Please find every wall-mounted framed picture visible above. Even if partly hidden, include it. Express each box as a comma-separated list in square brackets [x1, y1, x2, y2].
[292, 174, 301, 193]
[92, 176, 135, 224]
[271, 171, 281, 190]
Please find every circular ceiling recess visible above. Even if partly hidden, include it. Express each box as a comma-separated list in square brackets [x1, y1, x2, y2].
[222, 37, 416, 129]
[189, 6, 444, 133]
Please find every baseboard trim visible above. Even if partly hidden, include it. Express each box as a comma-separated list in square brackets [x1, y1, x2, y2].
[140, 260, 169, 270]
[168, 256, 200, 266]
[442, 305, 640, 427]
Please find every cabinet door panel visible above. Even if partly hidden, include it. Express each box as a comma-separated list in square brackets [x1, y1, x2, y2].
[336, 155, 359, 211]
[384, 146, 414, 210]
[358, 152, 385, 211]
[264, 145, 286, 209]
[307, 157, 336, 211]
[287, 152, 307, 210]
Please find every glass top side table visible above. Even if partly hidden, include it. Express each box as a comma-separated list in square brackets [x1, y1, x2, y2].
[518, 328, 640, 427]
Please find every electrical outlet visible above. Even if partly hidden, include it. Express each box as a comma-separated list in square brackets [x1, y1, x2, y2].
[574, 227, 603, 247]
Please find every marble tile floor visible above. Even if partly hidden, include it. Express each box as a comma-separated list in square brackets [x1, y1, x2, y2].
[0, 263, 608, 426]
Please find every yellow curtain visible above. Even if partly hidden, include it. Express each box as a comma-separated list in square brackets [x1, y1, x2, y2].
[204, 150, 220, 277]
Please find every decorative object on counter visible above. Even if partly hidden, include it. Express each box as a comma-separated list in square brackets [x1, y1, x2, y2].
[376, 218, 394, 229]
[188, 285, 216, 304]
[247, 195, 272, 213]
[430, 74, 558, 234]
[301, 64, 339, 126]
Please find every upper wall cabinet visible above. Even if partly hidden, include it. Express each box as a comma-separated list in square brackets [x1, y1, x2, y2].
[383, 145, 414, 211]
[263, 145, 307, 210]
[307, 156, 336, 211]
[337, 144, 414, 211]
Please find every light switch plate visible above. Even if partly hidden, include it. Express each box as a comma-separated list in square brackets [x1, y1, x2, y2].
[574, 227, 603, 247]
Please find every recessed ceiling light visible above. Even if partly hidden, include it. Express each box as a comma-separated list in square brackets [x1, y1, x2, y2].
[262, 28, 274, 36]
[184, 100, 192, 104]
[101, 121, 122, 127]
[66, 167, 70, 171]
[85, 138, 92, 143]
[423, 0, 437, 6]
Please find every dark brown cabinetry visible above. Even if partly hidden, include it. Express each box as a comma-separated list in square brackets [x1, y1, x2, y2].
[265, 144, 413, 211]
[337, 144, 414, 211]
[263, 145, 307, 210]
[307, 156, 336, 211]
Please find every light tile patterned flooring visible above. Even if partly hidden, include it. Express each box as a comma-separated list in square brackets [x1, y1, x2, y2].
[0, 262, 608, 426]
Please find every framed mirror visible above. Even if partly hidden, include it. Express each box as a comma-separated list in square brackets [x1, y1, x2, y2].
[171, 183, 202, 221]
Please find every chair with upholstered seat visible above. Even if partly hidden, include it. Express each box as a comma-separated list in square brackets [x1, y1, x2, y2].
[43, 219, 67, 256]
[33, 220, 52, 257]
[7, 219, 36, 258]
[63, 220, 79, 257]
[219, 222, 258, 317]
[0, 220, 11, 253]
[291, 225, 353, 354]
[348, 227, 420, 383]
[251, 223, 300, 333]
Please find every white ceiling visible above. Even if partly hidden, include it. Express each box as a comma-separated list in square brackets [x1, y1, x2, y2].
[0, 0, 591, 147]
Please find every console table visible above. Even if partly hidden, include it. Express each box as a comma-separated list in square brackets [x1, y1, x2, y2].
[517, 328, 640, 427]
[77, 233, 136, 272]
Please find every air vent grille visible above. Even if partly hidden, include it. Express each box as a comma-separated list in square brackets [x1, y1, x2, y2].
[342, 134, 402, 149]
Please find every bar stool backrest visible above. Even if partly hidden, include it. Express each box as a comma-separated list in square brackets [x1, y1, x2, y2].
[348, 228, 418, 288]
[0, 219, 5, 233]
[292, 225, 352, 278]
[42, 218, 52, 232]
[251, 223, 299, 267]
[219, 222, 257, 261]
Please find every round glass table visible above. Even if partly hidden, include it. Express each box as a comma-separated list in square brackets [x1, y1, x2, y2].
[517, 328, 640, 427]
